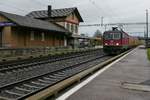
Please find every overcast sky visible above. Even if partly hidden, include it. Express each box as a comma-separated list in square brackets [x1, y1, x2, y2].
[0, 0, 150, 36]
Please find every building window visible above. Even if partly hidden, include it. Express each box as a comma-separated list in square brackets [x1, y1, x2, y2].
[34, 32, 41, 40]
[72, 13, 75, 20]
[69, 23, 71, 32]
[64, 22, 67, 28]
[71, 24, 74, 33]
[30, 31, 34, 40]
[73, 24, 76, 33]
[41, 32, 45, 41]
[67, 23, 70, 31]
[75, 25, 78, 33]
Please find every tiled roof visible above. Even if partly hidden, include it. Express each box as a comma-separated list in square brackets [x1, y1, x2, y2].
[26, 7, 83, 22]
[0, 11, 70, 34]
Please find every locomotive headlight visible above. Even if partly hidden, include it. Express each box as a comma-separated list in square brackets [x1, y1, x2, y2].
[116, 43, 119, 46]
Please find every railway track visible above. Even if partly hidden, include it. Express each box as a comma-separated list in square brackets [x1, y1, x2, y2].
[0, 49, 104, 88]
[0, 48, 102, 67]
[0, 50, 110, 100]
[0, 49, 102, 74]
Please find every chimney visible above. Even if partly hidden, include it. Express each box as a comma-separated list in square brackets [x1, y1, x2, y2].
[48, 5, 52, 17]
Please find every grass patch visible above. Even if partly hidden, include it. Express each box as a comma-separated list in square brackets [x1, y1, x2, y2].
[147, 48, 150, 61]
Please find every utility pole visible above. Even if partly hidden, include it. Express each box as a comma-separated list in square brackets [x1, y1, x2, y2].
[104, 25, 107, 31]
[101, 16, 104, 26]
[146, 9, 149, 47]
[144, 26, 146, 38]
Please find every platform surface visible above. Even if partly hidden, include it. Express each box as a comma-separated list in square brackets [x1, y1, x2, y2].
[67, 47, 150, 100]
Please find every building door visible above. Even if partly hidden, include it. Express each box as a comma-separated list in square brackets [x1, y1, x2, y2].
[0, 27, 3, 47]
[23, 33, 26, 47]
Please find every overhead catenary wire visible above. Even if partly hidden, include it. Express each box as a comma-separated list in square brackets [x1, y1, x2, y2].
[33, 0, 48, 6]
[0, 2, 28, 13]
[0, 0, 52, 14]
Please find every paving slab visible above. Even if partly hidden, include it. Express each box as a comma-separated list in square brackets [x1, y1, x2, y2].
[67, 47, 150, 100]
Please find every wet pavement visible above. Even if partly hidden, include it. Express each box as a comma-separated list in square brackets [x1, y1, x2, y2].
[67, 47, 150, 100]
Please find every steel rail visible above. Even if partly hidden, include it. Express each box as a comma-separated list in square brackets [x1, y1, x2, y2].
[0, 49, 103, 74]
[0, 54, 109, 100]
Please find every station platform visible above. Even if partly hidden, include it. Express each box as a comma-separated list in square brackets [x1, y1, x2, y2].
[66, 47, 150, 100]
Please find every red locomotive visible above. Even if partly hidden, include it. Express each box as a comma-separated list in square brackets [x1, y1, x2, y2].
[103, 27, 139, 54]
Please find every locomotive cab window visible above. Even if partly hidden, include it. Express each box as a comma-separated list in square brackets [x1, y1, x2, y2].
[114, 33, 121, 39]
[104, 33, 113, 40]
[104, 33, 121, 40]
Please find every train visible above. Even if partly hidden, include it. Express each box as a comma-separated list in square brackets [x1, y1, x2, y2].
[103, 27, 139, 54]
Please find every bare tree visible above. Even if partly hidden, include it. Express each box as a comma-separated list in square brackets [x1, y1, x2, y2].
[93, 29, 102, 38]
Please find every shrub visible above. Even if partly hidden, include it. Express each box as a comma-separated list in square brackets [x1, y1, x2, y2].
[147, 48, 150, 61]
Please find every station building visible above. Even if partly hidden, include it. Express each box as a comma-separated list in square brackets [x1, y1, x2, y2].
[26, 6, 84, 48]
[0, 11, 70, 48]
[0, 6, 84, 48]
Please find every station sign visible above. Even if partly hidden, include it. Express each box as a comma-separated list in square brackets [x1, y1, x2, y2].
[0, 22, 16, 26]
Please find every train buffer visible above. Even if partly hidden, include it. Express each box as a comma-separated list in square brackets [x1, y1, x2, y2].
[58, 46, 150, 100]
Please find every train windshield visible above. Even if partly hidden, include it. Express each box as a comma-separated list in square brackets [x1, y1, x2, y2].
[104, 33, 121, 40]
[114, 33, 121, 39]
[104, 33, 113, 40]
